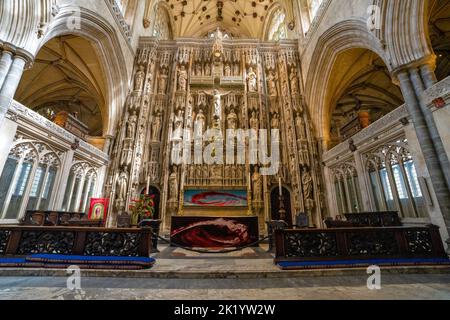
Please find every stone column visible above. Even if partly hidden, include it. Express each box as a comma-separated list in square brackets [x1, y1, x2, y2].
[409, 67, 450, 191]
[0, 50, 14, 89]
[0, 56, 27, 125]
[420, 64, 438, 89]
[397, 71, 450, 238]
[102, 135, 115, 155]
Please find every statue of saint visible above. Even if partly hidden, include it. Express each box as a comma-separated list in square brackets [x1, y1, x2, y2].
[134, 66, 145, 91]
[116, 168, 129, 201]
[295, 113, 306, 140]
[168, 168, 179, 201]
[172, 110, 184, 141]
[267, 72, 277, 96]
[194, 109, 206, 138]
[158, 69, 168, 94]
[224, 64, 231, 77]
[195, 63, 202, 76]
[252, 167, 262, 202]
[178, 65, 188, 91]
[302, 169, 313, 200]
[227, 108, 238, 130]
[126, 111, 138, 139]
[290, 69, 299, 95]
[249, 111, 259, 131]
[247, 67, 257, 92]
[271, 113, 280, 129]
[151, 112, 162, 141]
[204, 62, 211, 76]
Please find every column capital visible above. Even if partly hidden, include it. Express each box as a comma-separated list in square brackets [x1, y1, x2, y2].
[390, 54, 437, 85]
[0, 42, 35, 69]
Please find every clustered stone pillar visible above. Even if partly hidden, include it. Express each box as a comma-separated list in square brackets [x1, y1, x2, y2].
[0, 46, 30, 126]
[397, 64, 450, 241]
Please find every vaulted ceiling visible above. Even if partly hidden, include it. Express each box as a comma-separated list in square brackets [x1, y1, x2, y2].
[328, 49, 404, 143]
[160, 0, 284, 38]
[14, 36, 106, 136]
[429, 0, 450, 81]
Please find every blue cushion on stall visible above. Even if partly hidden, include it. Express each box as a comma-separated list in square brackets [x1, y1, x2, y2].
[277, 258, 450, 270]
[0, 257, 43, 268]
[27, 254, 156, 267]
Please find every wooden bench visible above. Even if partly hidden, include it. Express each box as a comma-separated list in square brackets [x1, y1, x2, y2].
[0, 226, 152, 257]
[324, 211, 402, 229]
[274, 225, 447, 263]
[21, 211, 103, 227]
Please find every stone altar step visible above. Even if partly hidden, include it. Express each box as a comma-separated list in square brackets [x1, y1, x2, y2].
[0, 260, 449, 279]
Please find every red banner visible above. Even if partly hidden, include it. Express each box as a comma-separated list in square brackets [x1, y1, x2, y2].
[88, 198, 109, 223]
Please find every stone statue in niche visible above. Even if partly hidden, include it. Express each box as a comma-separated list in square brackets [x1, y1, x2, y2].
[178, 65, 188, 91]
[172, 110, 184, 141]
[290, 68, 299, 95]
[126, 111, 138, 139]
[116, 168, 129, 201]
[168, 167, 179, 201]
[195, 63, 202, 76]
[249, 111, 259, 131]
[158, 69, 168, 94]
[252, 166, 262, 202]
[271, 113, 280, 129]
[151, 112, 162, 141]
[134, 65, 145, 91]
[195, 109, 206, 137]
[302, 168, 313, 200]
[205, 62, 211, 76]
[233, 63, 240, 76]
[224, 64, 231, 77]
[267, 71, 277, 96]
[247, 67, 257, 92]
[120, 140, 134, 167]
[282, 79, 289, 97]
[295, 113, 306, 140]
[227, 108, 238, 130]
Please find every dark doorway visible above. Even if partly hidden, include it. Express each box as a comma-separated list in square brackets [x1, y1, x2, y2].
[270, 187, 292, 225]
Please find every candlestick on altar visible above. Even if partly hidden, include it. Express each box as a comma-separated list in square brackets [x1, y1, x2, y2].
[146, 176, 150, 195]
[278, 177, 282, 196]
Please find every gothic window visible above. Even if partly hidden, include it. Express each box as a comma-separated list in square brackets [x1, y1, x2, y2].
[364, 141, 426, 218]
[62, 163, 97, 213]
[152, 6, 172, 40]
[332, 164, 362, 214]
[0, 142, 61, 221]
[268, 9, 287, 41]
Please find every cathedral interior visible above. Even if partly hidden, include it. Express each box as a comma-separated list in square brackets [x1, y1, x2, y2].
[0, 0, 450, 301]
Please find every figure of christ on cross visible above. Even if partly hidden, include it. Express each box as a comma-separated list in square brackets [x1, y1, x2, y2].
[202, 89, 231, 120]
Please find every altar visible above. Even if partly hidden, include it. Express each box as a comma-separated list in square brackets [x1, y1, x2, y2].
[171, 216, 259, 248]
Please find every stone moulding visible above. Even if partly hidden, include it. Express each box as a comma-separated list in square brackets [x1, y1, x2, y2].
[7, 100, 109, 164]
[323, 105, 408, 162]
[104, 0, 132, 43]
[300, 0, 332, 50]
[423, 76, 450, 108]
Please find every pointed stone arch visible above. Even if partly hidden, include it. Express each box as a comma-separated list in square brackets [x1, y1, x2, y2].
[304, 19, 390, 146]
[36, 6, 129, 137]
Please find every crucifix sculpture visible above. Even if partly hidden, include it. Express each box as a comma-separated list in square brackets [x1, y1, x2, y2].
[202, 89, 231, 120]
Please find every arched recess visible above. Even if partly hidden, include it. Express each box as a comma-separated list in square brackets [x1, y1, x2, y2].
[328, 48, 404, 147]
[29, 6, 129, 137]
[15, 36, 107, 136]
[381, 0, 434, 72]
[304, 19, 391, 147]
